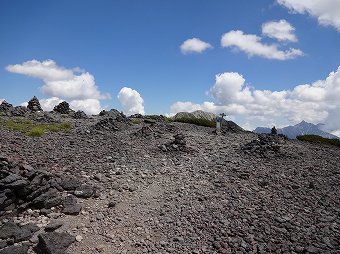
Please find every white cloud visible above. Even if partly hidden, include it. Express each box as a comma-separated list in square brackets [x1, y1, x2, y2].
[5, 59, 73, 81]
[117, 87, 145, 115]
[278, 0, 340, 31]
[0, 99, 4, 104]
[5, 59, 110, 100]
[262, 19, 297, 42]
[180, 38, 213, 54]
[221, 30, 303, 60]
[40, 97, 64, 111]
[170, 67, 340, 134]
[69, 99, 102, 115]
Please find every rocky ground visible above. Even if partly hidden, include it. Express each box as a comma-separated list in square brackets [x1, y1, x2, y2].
[0, 110, 339, 253]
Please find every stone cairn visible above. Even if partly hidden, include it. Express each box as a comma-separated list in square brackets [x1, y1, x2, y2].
[159, 133, 188, 152]
[0, 156, 95, 252]
[73, 110, 87, 119]
[27, 96, 43, 112]
[241, 134, 284, 158]
[53, 101, 71, 114]
[0, 100, 13, 112]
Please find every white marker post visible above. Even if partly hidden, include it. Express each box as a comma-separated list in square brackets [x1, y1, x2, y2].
[216, 113, 226, 133]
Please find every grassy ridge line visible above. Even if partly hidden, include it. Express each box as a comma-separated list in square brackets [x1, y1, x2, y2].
[172, 117, 215, 127]
[0, 117, 71, 137]
[297, 135, 340, 148]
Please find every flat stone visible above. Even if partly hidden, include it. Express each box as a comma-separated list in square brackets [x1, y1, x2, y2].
[45, 221, 63, 232]
[62, 195, 81, 215]
[34, 232, 75, 254]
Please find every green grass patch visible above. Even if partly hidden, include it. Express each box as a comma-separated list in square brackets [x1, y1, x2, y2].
[28, 127, 45, 137]
[131, 118, 141, 125]
[297, 135, 340, 148]
[0, 118, 71, 137]
[173, 117, 215, 127]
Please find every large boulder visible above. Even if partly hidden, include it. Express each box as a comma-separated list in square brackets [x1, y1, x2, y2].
[27, 96, 42, 112]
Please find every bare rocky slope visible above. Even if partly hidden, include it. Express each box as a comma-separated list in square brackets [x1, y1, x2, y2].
[0, 109, 340, 253]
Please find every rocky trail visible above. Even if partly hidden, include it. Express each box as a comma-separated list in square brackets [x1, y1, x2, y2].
[0, 103, 340, 253]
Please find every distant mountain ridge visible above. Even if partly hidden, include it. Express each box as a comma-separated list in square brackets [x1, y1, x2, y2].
[254, 121, 339, 139]
[173, 110, 217, 121]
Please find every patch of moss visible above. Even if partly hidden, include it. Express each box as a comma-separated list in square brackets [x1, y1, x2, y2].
[297, 135, 340, 148]
[0, 117, 71, 137]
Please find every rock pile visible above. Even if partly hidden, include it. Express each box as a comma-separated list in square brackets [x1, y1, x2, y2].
[73, 110, 87, 119]
[0, 156, 93, 253]
[0, 156, 94, 217]
[99, 109, 126, 121]
[0, 101, 13, 112]
[53, 101, 71, 114]
[10, 106, 29, 117]
[159, 133, 189, 152]
[27, 96, 42, 112]
[242, 134, 285, 158]
[0, 101, 28, 117]
[93, 118, 119, 131]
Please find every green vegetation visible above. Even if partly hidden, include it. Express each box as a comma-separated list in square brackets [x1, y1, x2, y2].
[0, 117, 71, 137]
[297, 135, 340, 148]
[131, 118, 142, 124]
[173, 117, 215, 127]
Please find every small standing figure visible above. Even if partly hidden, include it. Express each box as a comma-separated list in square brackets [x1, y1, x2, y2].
[271, 126, 277, 135]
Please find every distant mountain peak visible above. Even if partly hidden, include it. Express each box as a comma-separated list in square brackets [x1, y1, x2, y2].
[255, 120, 339, 140]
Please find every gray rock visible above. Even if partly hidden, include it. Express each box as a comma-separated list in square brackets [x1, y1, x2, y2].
[74, 184, 94, 198]
[62, 195, 81, 215]
[45, 221, 63, 232]
[0, 245, 29, 254]
[34, 232, 75, 254]
[60, 176, 81, 191]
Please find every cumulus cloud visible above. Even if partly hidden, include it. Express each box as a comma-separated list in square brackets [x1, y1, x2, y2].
[5, 59, 110, 115]
[221, 30, 303, 60]
[170, 67, 340, 135]
[278, 0, 340, 31]
[6, 59, 110, 100]
[117, 87, 145, 115]
[262, 19, 297, 42]
[180, 38, 213, 54]
[39, 97, 64, 111]
[69, 99, 102, 115]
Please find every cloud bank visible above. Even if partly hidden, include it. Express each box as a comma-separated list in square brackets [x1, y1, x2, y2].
[117, 87, 145, 115]
[221, 30, 303, 60]
[170, 66, 340, 134]
[180, 38, 212, 54]
[5, 59, 110, 115]
[278, 0, 340, 31]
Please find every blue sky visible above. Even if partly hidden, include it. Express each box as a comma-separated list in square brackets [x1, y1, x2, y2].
[0, 0, 339, 133]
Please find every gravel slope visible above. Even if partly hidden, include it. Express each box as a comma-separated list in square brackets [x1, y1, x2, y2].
[0, 116, 339, 254]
